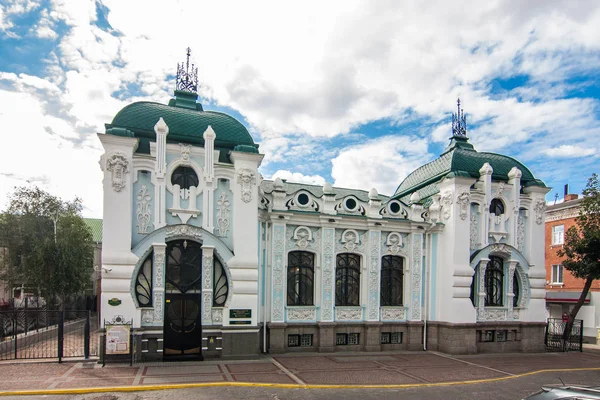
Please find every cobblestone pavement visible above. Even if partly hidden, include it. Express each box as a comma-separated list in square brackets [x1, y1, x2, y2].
[0, 347, 598, 394]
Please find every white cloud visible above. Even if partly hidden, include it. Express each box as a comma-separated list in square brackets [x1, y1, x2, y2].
[331, 135, 432, 196]
[543, 145, 597, 158]
[269, 170, 326, 186]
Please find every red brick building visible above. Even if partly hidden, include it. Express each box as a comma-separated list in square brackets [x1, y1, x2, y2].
[545, 193, 600, 340]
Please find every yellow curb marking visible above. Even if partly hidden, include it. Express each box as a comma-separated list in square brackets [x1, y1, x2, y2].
[0, 367, 599, 396]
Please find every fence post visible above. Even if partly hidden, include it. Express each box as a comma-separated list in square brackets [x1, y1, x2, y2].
[580, 320, 584, 352]
[13, 312, 17, 360]
[84, 311, 90, 359]
[58, 311, 64, 363]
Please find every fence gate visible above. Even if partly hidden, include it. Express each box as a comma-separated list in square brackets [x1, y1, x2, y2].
[545, 318, 583, 352]
[0, 310, 99, 361]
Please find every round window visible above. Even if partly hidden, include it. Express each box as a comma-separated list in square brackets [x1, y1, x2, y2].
[297, 193, 309, 206]
[345, 198, 357, 210]
[389, 202, 401, 214]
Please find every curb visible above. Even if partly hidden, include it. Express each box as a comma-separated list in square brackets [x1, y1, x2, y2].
[1, 367, 599, 396]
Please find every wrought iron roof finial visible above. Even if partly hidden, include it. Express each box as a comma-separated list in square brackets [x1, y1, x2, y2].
[176, 47, 198, 93]
[452, 98, 467, 137]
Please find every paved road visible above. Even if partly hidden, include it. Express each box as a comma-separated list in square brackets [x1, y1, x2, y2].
[0, 348, 598, 399]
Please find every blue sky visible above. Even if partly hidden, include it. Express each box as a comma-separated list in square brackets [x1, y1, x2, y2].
[1, 0, 599, 217]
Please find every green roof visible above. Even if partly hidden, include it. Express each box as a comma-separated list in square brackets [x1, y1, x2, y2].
[105, 91, 258, 155]
[83, 218, 102, 243]
[261, 180, 391, 203]
[393, 136, 546, 205]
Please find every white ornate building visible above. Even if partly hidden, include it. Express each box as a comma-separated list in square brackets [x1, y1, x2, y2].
[98, 54, 549, 360]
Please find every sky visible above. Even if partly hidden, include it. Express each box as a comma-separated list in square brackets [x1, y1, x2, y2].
[0, 0, 599, 218]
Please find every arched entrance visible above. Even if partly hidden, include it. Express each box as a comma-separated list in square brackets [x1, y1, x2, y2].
[163, 239, 203, 360]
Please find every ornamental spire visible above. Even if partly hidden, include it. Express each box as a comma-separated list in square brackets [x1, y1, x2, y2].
[451, 98, 467, 137]
[176, 47, 198, 93]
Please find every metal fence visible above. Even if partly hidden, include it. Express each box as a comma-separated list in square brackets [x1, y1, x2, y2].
[545, 318, 583, 352]
[0, 296, 99, 362]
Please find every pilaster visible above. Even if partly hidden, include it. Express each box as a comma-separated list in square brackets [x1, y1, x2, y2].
[202, 245, 215, 324]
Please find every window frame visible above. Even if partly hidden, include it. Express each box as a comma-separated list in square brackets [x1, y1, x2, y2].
[286, 251, 315, 306]
[489, 198, 505, 216]
[552, 225, 564, 245]
[485, 256, 504, 307]
[551, 264, 564, 284]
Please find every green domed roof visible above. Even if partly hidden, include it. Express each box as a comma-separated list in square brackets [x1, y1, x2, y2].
[393, 136, 546, 205]
[105, 91, 258, 154]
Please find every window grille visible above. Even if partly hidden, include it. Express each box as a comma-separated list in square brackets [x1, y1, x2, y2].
[348, 333, 360, 345]
[213, 257, 229, 307]
[489, 198, 504, 216]
[171, 166, 199, 189]
[335, 253, 361, 306]
[288, 334, 313, 347]
[300, 334, 313, 347]
[288, 335, 300, 347]
[496, 330, 508, 342]
[135, 252, 153, 307]
[381, 255, 404, 306]
[485, 257, 504, 306]
[336, 333, 347, 345]
[381, 332, 391, 344]
[287, 251, 315, 306]
[391, 332, 402, 344]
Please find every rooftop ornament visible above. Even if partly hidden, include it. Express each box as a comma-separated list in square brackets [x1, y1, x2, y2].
[451, 98, 467, 138]
[176, 47, 199, 93]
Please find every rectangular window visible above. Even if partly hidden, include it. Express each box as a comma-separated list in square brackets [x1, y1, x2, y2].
[391, 332, 403, 344]
[481, 330, 494, 342]
[336, 333, 347, 345]
[288, 334, 313, 347]
[496, 330, 508, 342]
[348, 333, 360, 345]
[381, 332, 403, 344]
[552, 225, 564, 245]
[551, 265, 564, 284]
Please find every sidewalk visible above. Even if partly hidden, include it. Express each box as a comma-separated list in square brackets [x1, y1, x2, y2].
[0, 347, 599, 395]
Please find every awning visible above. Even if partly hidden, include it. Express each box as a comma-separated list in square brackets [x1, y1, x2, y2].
[546, 291, 591, 303]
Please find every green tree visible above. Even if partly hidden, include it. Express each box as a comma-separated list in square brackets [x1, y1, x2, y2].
[0, 186, 94, 304]
[557, 173, 600, 348]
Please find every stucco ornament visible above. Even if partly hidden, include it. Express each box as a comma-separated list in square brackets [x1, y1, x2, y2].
[368, 230, 381, 320]
[341, 229, 360, 252]
[470, 212, 478, 251]
[386, 232, 404, 255]
[212, 309, 223, 323]
[136, 185, 152, 234]
[179, 143, 192, 165]
[215, 193, 231, 237]
[495, 182, 505, 198]
[293, 226, 313, 249]
[237, 169, 256, 203]
[106, 153, 129, 192]
[166, 224, 203, 242]
[381, 307, 406, 320]
[321, 228, 335, 321]
[141, 310, 154, 324]
[490, 243, 511, 258]
[456, 192, 470, 220]
[534, 198, 546, 225]
[441, 192, 453, 220]
[336, 307, 362, 320]
[411, 234, 422, 320]
[287, 308, 316, 321]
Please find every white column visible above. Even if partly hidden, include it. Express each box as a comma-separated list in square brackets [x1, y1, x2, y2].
[508, 167, 522, 248]
[477, 259, 489, 320]
[154, 118, 169, 229]
[203, 126, 216, 233]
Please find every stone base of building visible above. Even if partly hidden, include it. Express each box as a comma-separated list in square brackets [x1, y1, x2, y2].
[268, 321, 546, 355]
[425, 321, 547, 354]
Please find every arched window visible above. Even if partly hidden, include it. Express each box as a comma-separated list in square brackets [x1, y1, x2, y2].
[513, 273, 520, 308]
[335, 253, 361, 306]
[171, 166, 199, 189]
[485, 257, 504, 306]
[213, 257, 229, 307]
[135, 252, 153, 307]
[489, 198, 504, 216]
[287, 251, 314, 306]
[380, 255, 404, 306]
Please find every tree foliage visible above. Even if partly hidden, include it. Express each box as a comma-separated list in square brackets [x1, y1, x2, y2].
[557, 173, 600, 345]
[0, 186, 94, 300]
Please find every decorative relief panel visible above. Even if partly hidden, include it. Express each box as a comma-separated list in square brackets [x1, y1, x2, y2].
[477, 261, 487, 321]
[272, 224, 286, 322]
[515, 266, 530, 308]
[534, 199, 546, 225]
[106, 153, 129, 192]
[517, 215, 525, 252]
[153, 292, 163, 322]
[457, 192, 470, 220]
[203, 255, 213, 290]
[411, 234, 422, 320]
[215, 193, 230, 237]
[237, 169, 256, 203]
[368, 231, 381, 320]
[441, 192, 453, 220]
[489, 243, 511, 258]
[483, 308, 508, 321]
[470, 211, 478, 252]
[287, 307, 316, 321]
[202, 292, 211, 322]
[321, 228, 335, 321]
[153, 251, 165, 288]
[136, 185, 152, 234]
[166, 224, 203, 242]
[335, 307, 362, 321]
[141, 309, 154, 324]
[380, 307, 406, 321]
[212, 308, 223, 323]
